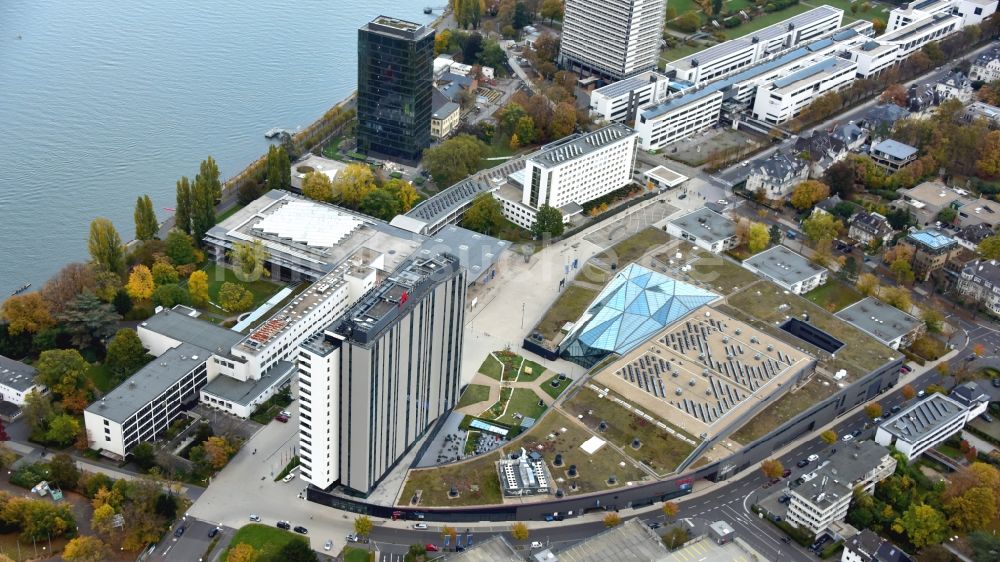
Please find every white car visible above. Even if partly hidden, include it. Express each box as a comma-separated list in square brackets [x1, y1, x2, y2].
[324, 540, 333, 551]
[282, 472, 296, 483]
[413, 523, 428, 530]
[280, 410, 292, 418]
[842, 434, 854, 442]
[807, 454, 819, 462]
[346, 534, 359, 543]
[249, 514, 261, 522]
[530, 541, 544, 549]
[717, 199, 728, 205]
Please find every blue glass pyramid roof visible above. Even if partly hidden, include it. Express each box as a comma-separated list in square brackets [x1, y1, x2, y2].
[562, 264, 718, 367]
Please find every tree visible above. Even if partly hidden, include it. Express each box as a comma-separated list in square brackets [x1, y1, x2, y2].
[165, 229, 198, 265]
[769, 224, 782, 246]
[175, 176, 193, 235]
[105, 329, 149, 380]
[462, 193, 506, 236]
[191, 170, 216, 243]
[134, 195, 159, 241]
[477, 39, 506, 71]
[865, 403, 883, 420]
[46, 414, 82, 447]
[821, 430, 837, 444]
[823, 160, 857, 198]
[880, 84, 908, 107]
[266, 145, 291, 190]
[540, 0, 564, 22]
[40, 263, 99, 315]
[90, 503, 116, 537]
[132, 441, 157, 471]
[63, 536, 110, 562]
[549, 102, 577, 140]
[901, 384, 916, 400]
[921, 308, 943, 333]
[978, 234, 1000, 260]
[36, 349, 92, 400]
[88, 218, 125, 274]
[22, 391, 53, 436]
[514, 115, 537, 145]
[945, 485, 996, 532]
[675, 11, 701, 32]
[301, 170, 334, 202]
[711, 0, 723, 15]
[228, 240, 270, 281]
[663, 526, 690, 549]
[748, 223, 770, 253]
[937, 206, 957, 224]
[890, 259, 915, 286]
[227, 543, 258, 562]
[198, 156, 222, 201]
[152, 284, 188, 308]
[760, 459, 784, 479]
[385, 179, 420, 213]
[513, 1, 532, 28]
[334, 163, 377, 209]
[188, 270, 209, 307]
[872, 17, 886, 35]
[277, 540, 318, 562]
[790, 180, 830, 210]
[218, 282, 254, 313]
[422, 134, 488, 188]
[57, 293, 121, 348]
[882, 287, 912, 312]
[355, 515, 374, 539]
[1, 293, 53, 336]
[126, 265, 155, 301]
[662, 501, 679, 519]
[892, 503, 949, 549]
[532, 205, 564, 238]
[48, 453, 81, 489]
[603, 512, 621, 527]
[511, 521, 530, 540]
[855, 273, 879, 297]
[360, 189, 402, 221]
[151, 261, 179, 286]
[802, 213, 842, 244]
[202, 436, 234, 469]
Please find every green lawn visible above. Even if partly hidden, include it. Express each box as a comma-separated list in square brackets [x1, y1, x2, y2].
[456, 384, 492, 409]
[724, 4, 814, 39]
[541, 373, 572, 400]
[597, 227, 672, 269]
[535, 284, 601, 341]
[563, 388, 697, 476]
[87, 363, 115, 393]
[343, 547, 374, 562]
[804, 281, 864, 313]
[216, 203, 246, 223]
[481, 387, 513, 420]
[660, 41, 711, 64]
[683, 254, 760, 296]
[223, 524, 308, 562]
[730, 377, 838, 444]
[400, 451, 504, 507]
[478, 354, 503, 381]
[200, 262, 285, 314]
[495, 388, 547, 426]
[518, 358, 547, 382]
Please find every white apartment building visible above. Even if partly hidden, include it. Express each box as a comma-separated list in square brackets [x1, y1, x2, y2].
[970, 46, 1000, 82]
[589, 71, 672, 123]
[875, 393, 968, 461]
[887, 0, 996, 32]
[0, 355, 44, 407]
[742, 246, 828, 294]
[880, 13, 963, 60]
[494, 123, 638, 228]
[752, 57, 858, 124]
[297, 254, 465, 495]
[635, 89, 724, 150]
[958, 259, 1000, 317]
[665, 6, 844, 86]
[559, 0, 666, 80]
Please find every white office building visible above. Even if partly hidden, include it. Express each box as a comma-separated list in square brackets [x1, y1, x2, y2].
[559, 0, 666, 80]
[752, 57, 858, 124]
[494, 124, 639, 229]
[635, 89, 724, 150]
[589, 71, 672, 123]
[0, 355, 44, 407]
[848, 41, 901, 78]
[297, 254, 466, 495]
[887, 0, 996, 32]
[875, 393, 968, 461]
[665, 6, 844, 86]
[666, 208, 738, 253]
[742, 246, 828, 294]
[880, 13, 963, 59]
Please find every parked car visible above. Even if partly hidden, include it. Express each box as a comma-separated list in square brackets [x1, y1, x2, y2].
[797, 459, 809, 468]
[414, 523, 428, 530]
[678, 193, 687, 199]
[347, 534, 359, 543]
[280, 410, 292, 418]
[293, 526, 308, 535]
[900, 365, 912, 374]
[324, 540, 333, 551]
[249, 514, 261, 522]
[992, 378, 1000, 388]
[917, 390, 926, 398]
[208, 527, 219, 538]
[426, 544, 439, 552]
[982, 413, 994, 423]
[648, 521, 662, 529]
[530, 541, 544, 549]
[852, 429, 862, 437]
[277, 521, 291, 530]
[275, 413, 289, 423]
[890, 405, 901, 413]
[781, 536, 792, 543]
[782, 469, 792, 478]
[872, 417, 882, 423]
[842, 434, 854, 442]
[174, 526, 186, 538]
[770, 478, 781, 485]
[282, 472, 296, 483]
[779, 495, 791, 504]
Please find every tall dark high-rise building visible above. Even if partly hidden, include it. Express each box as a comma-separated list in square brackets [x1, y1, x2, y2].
[357, 16, 434, 161]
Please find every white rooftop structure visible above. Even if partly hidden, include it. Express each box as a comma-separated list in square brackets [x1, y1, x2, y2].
[252, 199, 364, 249]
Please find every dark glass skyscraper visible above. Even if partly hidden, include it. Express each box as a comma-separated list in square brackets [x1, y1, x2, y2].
[357, 16, 434, 161]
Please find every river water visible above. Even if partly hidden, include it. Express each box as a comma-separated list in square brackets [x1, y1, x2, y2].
[0, 0, 435, 295]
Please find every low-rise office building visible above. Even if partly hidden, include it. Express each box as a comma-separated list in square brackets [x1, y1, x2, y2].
[297, 254, 466, 496]
[886, 0, 955, 31]
[880, 13, 963, 60]
[848, 40, 900, 78]
[752, 57, 858, 125]
[870, 139, 918, 172]
[950, 381, 992, 422]
[835, 297, 923, 350]
[848, 211, 894, 246]
[431, 91, 460, 139]
[842, 529, 913, 562]
[965, 101, 1000, 127]
[635, 88, 724, 150]
[666, 207, 738, 253]
[956, 197, 1000, 228]
[899, 228, 959, 281]
[894, 181, 967, 227]
[589, 71, 672, 123]
[642, 165, 688, 190]
[875, 393, 968, 461]
[742, 245, 828, 294]
[745, 150, 810, 200]
[0, 355, 44, 407]
[958, 258, 1000, 316]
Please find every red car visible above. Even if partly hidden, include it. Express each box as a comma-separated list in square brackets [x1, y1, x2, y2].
[782, 469, 792, 478]
[275, 413, 289, 423]
[425, 544, 439, 552]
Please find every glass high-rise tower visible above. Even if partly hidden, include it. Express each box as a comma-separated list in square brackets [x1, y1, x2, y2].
[357, 16, 434, 161]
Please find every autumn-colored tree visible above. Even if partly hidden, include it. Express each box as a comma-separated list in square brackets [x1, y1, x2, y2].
[88, 217, 125, 274]
[126, 265, 155, 301]
[1, 292, 53, 335]
[334, 163, 377, 209]
[187, 270, 209, 308]
[227, 543, 258, 562]
[976, 131, 1000, 178]
[301, 171, 334, 202]
[748, 222, 770, 254]
[821, 430, 837, 444]
[228, 240, 270, 281]
[856, 272, 880, 297]
[384, 179, 420, 213]
[603, 512, 621, 527]
[883, 244, 914, 265]
[882, 287, 912, 312]
[62, 536, 110, 562]
[890, 259, 915, 286]
[978, 234, 1000, 260]
[151, 260, 179, 286]
[91, 503, 116, 536]
[354, 514, 374, 539]
[663, 501, 679, 519]
[760, 459, 784, 479]
[973, 343, 986, 357]
[879, 84, 908, 107]
[790, 180, 830, 211]
[872, 17, 886, 35]
[549, 102, 577, 140]
[441, 525, 458, 543]
[511, 521, 530, 540]
[41, 262, 98, 314]
[901, 384, 916, 400]
[865, 403, 883, 420]
[202, 436, 234, 469]
[218, 282, 253, 313]
[802, 213, 842, 244]
[36, 349, 92, 401]
[892, 503, 949, 549]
